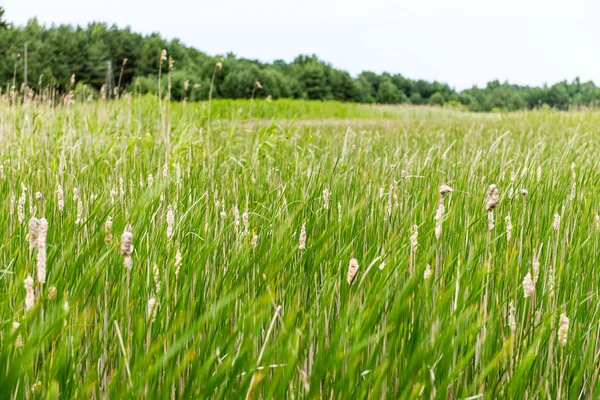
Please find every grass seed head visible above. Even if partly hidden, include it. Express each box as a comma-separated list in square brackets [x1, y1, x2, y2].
[24, 276, 35, 311]
[299, 223, 306, 250]
[558, 312, 569, 347]
[424, 264, 432, 280]
[347, 258, 359, 285]
[28, 217, 40, 249]
[36, 218, 48, 283]
[522, 272, 535, 298]
[486, 184, 499, 211]
[147, 296, 158, 322]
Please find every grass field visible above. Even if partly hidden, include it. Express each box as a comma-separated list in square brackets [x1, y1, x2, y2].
[1, 98, 600, 398]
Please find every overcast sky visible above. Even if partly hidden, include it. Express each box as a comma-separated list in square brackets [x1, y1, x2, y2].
[4, 0, 600, 90]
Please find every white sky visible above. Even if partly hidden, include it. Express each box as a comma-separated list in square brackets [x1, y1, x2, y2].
[4, 0, 600, 90]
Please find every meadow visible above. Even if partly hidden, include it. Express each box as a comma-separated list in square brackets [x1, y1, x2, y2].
[1, 95, 600, 399]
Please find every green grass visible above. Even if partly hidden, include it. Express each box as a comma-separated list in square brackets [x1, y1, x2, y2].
[1, 97, 600, 398]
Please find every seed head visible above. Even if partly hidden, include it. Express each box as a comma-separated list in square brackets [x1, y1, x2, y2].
[36, 218, 48, 283]
[423, 264, 432, 280]
[558, 312, 569, 347]
[153, 263, 161, 293]
[57, 185, 64, 212]
[505, 215, 512, 241]
[147, 296, 157, 322]
[522, 272, 535, 298]
[24, 276, 35, 311]
[298, 223, 306, 250]
[347, 258, 359, 285]
[47, 286, 57, 300]
[410, 224, 418, 253]
[28, 217, 40, 249]
[553, 213, 561, 231]
[434, 202, 445, 240]
[166, 205, 175, 240]
[175, 248, 182, 277]
[323, 188, 330, 210]
[508, 301, 517, 333]
[486, 184, 499, 212]
[18, 190, 26, 224]
[439, 183, 454, 196]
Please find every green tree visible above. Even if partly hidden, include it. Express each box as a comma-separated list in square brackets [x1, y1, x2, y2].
[376, 79, 403, 104]
[429, 92, 444, 106]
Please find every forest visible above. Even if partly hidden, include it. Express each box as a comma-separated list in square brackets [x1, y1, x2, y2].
[1, 11, 600, 112]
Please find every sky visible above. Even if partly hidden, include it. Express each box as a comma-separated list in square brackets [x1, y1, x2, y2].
[3, 0, 600, 90]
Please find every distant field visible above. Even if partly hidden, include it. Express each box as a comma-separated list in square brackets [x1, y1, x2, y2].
[1, 99, 600, 398]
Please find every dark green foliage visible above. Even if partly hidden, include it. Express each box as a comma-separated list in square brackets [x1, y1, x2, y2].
[2, 19, 600, 111]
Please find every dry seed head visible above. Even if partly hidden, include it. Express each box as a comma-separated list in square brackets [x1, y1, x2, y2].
[553, 213, 561, 231]
[242, 210, 249, 235]
[439, 183, 454, 196]
[166, 205, 175, 240]
[537, 166, 542, 182]
[153, 263, 161, 293]
[251, 234, 258, 249]
[216, 62, 223, 70]
[75, 198, 83, 224]
[28, 217, 40, 249]
[487, 210, 495, 231]
[508, 301, 517, 333]
[18, 190, 26, 224]
[255, 81, 262, 89]
[57, 185, 64, 212]
[168, 56, 174, 69]
[24, 276, 35, 311]
[486, 184, 499, 211]
[70, 74, 75, 86]
[338, 202, 342, 222]
[160, 49, 167, 62]
[347, 258, 359, 285]
[36, 218, 48, 283]
[175, 248, 182, 277]
[147, 296, 157, 322]
[410, 224, 418, 253]
[298, 223, 306, 250]
[522, 272, 535, 298]
[323, 188, 330, 210]
[558, 312, 569, 347]
[423, 264, 432, 280]
[520, 188, 528, 197]
[505, 215, 512, 241]
[35, 191, 42, 201]
[120, 230, 133, 257]
[12, 321, 23, 348]
[47, 286, 57, 300]
[434, 201, 445, 240]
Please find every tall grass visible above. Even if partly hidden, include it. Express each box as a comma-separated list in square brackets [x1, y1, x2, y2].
[0, 97, 599, 398]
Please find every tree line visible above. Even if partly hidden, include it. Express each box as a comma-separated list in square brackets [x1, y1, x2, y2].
[2, 13, 600, 111]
